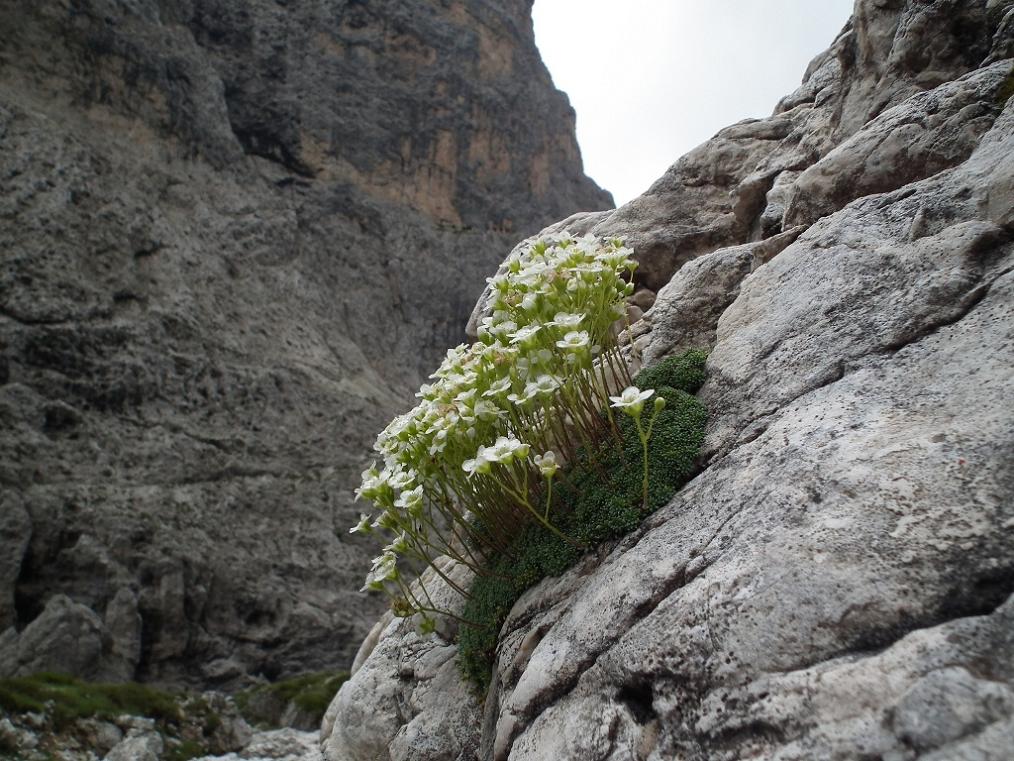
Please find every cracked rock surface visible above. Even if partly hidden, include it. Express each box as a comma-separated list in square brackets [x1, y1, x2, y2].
[324, 1, 1014, 759]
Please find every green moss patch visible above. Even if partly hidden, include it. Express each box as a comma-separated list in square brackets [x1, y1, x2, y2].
[458, 349, 708, 692]
[0, 675, 231, 760]
[0, 672, 182, 730]
[235, 671, 349, 729]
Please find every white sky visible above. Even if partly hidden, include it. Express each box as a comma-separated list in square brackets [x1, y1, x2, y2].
[533, 0, 855, 206]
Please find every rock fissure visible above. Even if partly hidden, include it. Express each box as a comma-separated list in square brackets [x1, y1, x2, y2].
[496, 541, 731, 759]
[879, 262, 1014, 354]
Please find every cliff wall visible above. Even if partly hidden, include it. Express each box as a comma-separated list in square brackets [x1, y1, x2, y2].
[0, 0, 611, 688]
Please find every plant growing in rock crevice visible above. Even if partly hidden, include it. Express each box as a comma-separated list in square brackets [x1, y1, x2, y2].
[458, 350, 708, 692]
[350, 234, 707, 656]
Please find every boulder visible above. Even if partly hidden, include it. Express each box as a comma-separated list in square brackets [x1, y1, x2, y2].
[321, 561, 479, 761]
[638, 225, 806, 366]
[105, 730, 164, 761]
[488, 97, 1014, 761]
[0, 594, 106, 679]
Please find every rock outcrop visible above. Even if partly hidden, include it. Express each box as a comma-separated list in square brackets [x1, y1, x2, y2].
[0, 0, 610, 688]
[325, 1, 1014, 759]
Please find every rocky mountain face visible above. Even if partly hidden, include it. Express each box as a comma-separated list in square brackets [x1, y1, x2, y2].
[0, 0, 611, 689]
[323, 1, 1014, 759]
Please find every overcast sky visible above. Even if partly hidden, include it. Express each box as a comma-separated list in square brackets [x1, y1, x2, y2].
[532, 0, 855, 206]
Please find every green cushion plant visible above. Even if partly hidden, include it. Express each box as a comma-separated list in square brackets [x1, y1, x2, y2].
[458, 351, 707, 692]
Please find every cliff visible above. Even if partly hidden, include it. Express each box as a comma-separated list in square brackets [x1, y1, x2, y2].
[323, 1, 1014, 759]
[0, 0, 610, 689]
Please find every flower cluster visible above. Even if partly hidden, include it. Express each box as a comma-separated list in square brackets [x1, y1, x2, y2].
[351, 234, 643, 627]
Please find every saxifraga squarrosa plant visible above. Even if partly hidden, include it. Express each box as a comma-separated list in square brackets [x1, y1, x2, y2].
[350, 232, 708, 690]
[458, 349, 707, 691]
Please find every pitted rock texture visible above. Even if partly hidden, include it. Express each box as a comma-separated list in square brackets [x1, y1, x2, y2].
[320, 561, 479, 761]
[0, 0, 610, 687]
[328, 1, 1014, 759]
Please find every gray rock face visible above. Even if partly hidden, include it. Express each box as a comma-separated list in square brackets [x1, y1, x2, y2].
[0, 492, 31, 631]
[320, 561, 479, 761]
[325, 2, 1014, 759]
[105, 729, 165, 761]
[637, 226, 806, 367]
[0, 594, 110, 679]
[195, 728, 324, 761]
[0, 1, 609, 687]
[783, 59, 1012, 228]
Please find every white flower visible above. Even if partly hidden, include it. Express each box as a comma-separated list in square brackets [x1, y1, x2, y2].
[484, 436, 530, 464]
[556, 330, 591, 351]
[462, 452, 492, 478]
[491, 320, 517, 337]
[509, 324, 542, 344]
[387, 468, 414, 491]
[472, 399, 503, 422]
[395, 485, 424, 516]
[515, 381, 542, 404]
[349, 513, 373, 534]
[354, 465, 385, 501]
[415, 383, 437, 399]
[483, 377, 512, 397]
[609, 386, 655, 416]
[529, 374, 560, 397]
[507, 390, 530, 406]
[533, 451, 558, 478]
[360, 574, 384, 593]
[361, 551, 399, 592]
[550, 312, 584, 329]
[371, 510, 399, 531]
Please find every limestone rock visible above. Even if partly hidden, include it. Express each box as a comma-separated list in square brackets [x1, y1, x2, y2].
[105, 730, 164, 761]
[638, 225, 805, 366]
[0, 0, 609, 687]
[0, 717, 37, 753]
[0, 594, 106, 679]
[332, 2, 1014, 760]
[0, 492, 30, 631]
[104, 588, 143, 680]
[321, 561, 479, 761]
[704, 97, 1014, 459]
[197, 692, 254, 755]
[784, 59, 1013, 228]
[483, 100, 1014, 759]
[628, 289, 656, 312]
[76, 719, 124, 756]
[193, 728, 323, 761]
